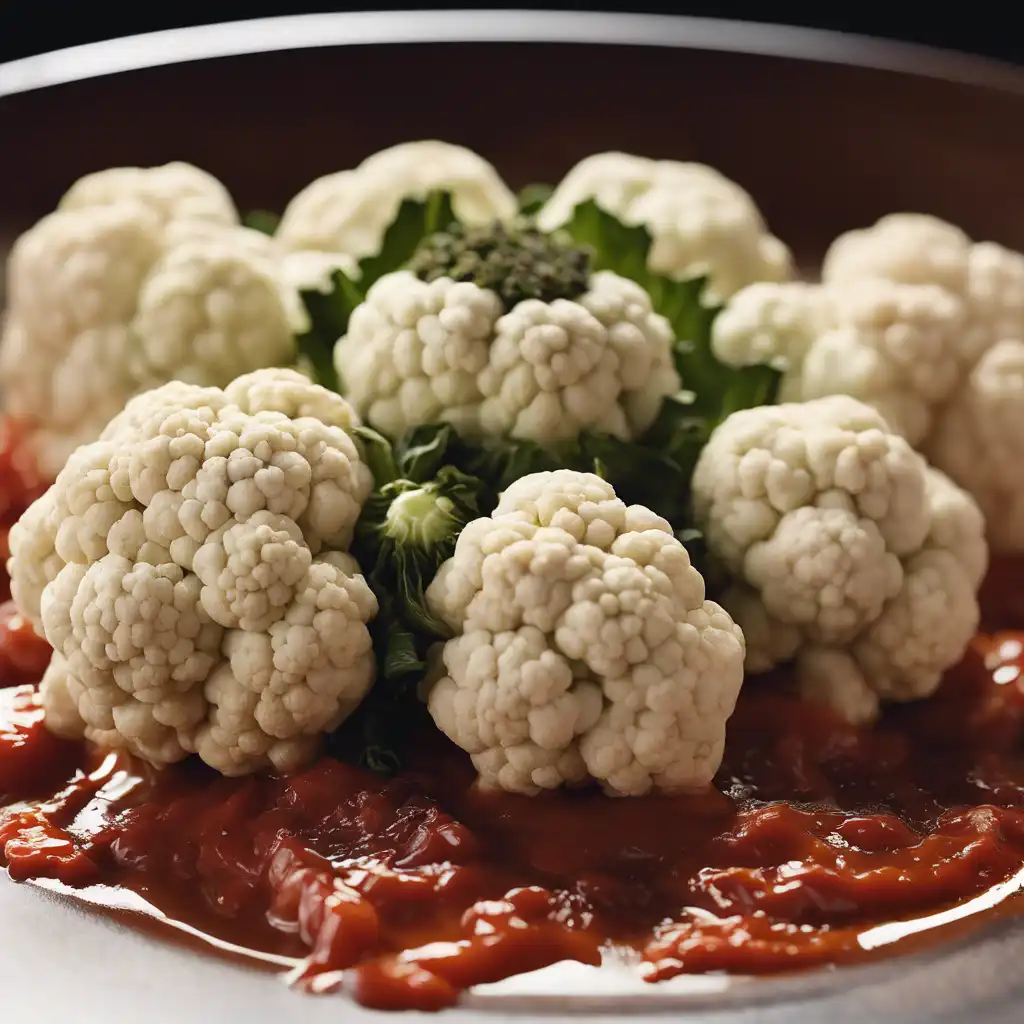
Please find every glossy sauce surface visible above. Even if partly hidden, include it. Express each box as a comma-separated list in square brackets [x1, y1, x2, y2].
[1, 531, 1024, 1009]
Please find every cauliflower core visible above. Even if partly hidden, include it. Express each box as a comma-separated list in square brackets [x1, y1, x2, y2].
[537, 152, 793, 302]
[335, 268, 680, 443]
[7, 369, 378, 775]
[275, 140, 518, 266]
[691, 396, 987, 724]
[423, 470, 746, 796]
[713, 212, 1024, 551]
[0, 163, 297, 479]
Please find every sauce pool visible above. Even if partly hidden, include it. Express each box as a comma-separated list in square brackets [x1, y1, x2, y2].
[1, 559, 1024, 1008]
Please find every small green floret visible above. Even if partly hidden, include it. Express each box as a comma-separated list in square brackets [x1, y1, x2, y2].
[408, 220, 591, 310]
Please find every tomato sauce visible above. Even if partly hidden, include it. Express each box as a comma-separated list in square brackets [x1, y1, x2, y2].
[0, 415, 47, 602]
[1, 448, 1023, 1010]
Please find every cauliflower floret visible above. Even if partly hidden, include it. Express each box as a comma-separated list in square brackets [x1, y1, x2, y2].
[6, 488, 63, 632]
[8, 203, 164, 343]
[793, 647, 880, 726]
[225, 365, 360, 429]
[924, 340, 1024, 552]
[59, 161, 238, 231]
[196, 557, 378, 775]
[337, 273, 499, 438]
[809, 214, 1024, 551]
[0, 165, 297, 481]
[537, 152, 793, 302]
[280, 248, 357, 292]
[713, 278, 969, 445]
[966, 242, 1024, 351]
[192, 512, 313, 631]
[131, 240, 295, 383]
[423, 470, 746, 796]
[161, 219, 278, 257]
[822, 213, 972, 294]
[851, 548, 979, 703]
[822, 214, 1024, 367]
[7, 368, 378, 775]
[335, 265, 679, 443]
[743, 506, 903, 645]
[279, 249, 361, 339]
[275, 140, 517, 264]
[691, 396, 986, 722]
[41, 554, 222, 765]
[709, 282, 832, 371]
[39, 653, 87, 739]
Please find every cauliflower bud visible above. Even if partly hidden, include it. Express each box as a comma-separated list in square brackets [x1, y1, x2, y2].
[7, 368, 379, 776]
[0, 163, 297, 480]
[719, 212, 1024, 551]
[711, 277, 970, 447]
[334, 220, 681, 442]
[691, 395, 987, 725]
[537, 151, 793, 303]
[275, 140, 518, 264]
[824, 215, 1024, 552]
[422, 470, 746, 797]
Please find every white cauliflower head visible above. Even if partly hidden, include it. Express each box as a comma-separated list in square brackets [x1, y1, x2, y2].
[0, 165, 297, 480]
[712, 278, 970, 446]
[334, 220, 680, 443]
[7, 368, 378, 776]
[275, 140, 518, 265]
[537, 151, 793, 302]
[822, 213, 1024, 366]
[423, 469, 746, 797]
[59, 161, 238, 231]
[757, 212, 1024, 553]
[691, 396, 986, 724]
[822, 213, 972, 294]
[924, 340, 1024, 552]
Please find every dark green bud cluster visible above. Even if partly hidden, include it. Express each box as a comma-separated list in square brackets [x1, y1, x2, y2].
[408, 220, 591, 310]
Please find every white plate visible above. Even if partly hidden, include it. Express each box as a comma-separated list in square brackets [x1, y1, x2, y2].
[2, 874, 1023, 1022]
[2, 10, 1024, 1020]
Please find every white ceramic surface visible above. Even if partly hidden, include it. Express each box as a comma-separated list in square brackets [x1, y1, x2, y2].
[2, 875, 1023, 1021]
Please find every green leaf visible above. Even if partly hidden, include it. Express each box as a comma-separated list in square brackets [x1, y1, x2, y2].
[394, 423, 460, 483]
[353, 426, 399, 488]
[517, 182, 554, 217]
[354, 465, 484, 650]
[576, 433, 692, 528]
[561, 199, 652, 286]
[383, 427, 563, 513]
[242, 209, 280, 235]
[363, 742, 403, 776]
[295, 268, 363, 391]
[292, 192, 463, 396]
[349, 459, 486, 774]
[561, 199, 781, 433]
[357, 190, 458, 288]
[382, 625, 426, 680]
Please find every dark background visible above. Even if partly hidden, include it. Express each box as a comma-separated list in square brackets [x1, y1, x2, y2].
[0, 3, 1022, 66]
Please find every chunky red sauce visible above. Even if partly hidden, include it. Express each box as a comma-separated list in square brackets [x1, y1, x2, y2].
[0, 416, 47, 603]
[1, 451, 1022, 1010]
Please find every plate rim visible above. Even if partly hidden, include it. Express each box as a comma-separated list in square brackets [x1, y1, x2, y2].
[1, 9, 1024, 99]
